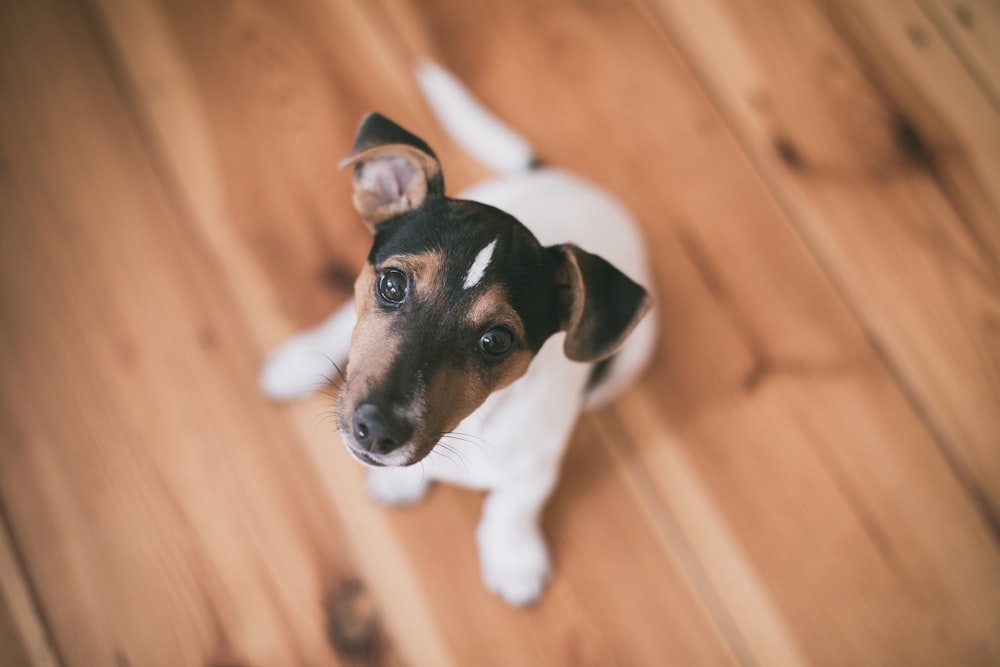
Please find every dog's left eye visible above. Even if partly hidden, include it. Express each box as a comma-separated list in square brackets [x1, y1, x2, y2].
[377, 269, 408, 305]
[479, 326, 514, 360]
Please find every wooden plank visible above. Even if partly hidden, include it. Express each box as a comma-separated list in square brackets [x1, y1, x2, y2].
[6, 0, 999, 663]
[643, 0, 1000, 524]
[592, 410, 808, 667]
[918, 0, 1000, 106]
[0, 600, 34, 667]
[84, 0, 490, 342]
[828, 0, 1000, 265]
[361, 421, 741, 666]
[0, 0, 401, 664]
[372, 0, 1000, 663]
[72, 2, 458, 658]
[86, 0, 742, 664]
[0, 518, 59, 667]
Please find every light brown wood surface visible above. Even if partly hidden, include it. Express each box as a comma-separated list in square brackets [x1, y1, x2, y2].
[1, 0, 997, 665]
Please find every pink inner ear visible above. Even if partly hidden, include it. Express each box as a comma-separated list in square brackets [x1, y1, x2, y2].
[358, 156, 417, 205]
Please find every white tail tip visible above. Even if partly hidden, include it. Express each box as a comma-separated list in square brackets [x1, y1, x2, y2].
[414, 61, 535, 175]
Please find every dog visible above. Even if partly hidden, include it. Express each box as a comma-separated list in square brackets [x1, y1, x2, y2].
[260, 62, 656, 606]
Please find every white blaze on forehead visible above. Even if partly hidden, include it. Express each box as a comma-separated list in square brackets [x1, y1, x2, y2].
[462, 238, 498, 289]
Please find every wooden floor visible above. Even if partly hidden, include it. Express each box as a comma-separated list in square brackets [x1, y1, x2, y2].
[1, 0, 998, 664]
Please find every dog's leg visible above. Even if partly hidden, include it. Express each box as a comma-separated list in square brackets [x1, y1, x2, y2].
[476, 468, 559, 606]
[259, 300, 356, 401]
[367, 465, 431, 506]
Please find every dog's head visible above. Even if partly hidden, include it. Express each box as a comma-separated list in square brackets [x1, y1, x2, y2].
[335, 113, 651, 467]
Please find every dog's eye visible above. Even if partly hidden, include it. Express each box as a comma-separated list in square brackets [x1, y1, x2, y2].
[377, 269, 408, 305]
[479, 326, 514, 360]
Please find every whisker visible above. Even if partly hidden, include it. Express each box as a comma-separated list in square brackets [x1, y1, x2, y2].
[429, 429, 496, 465]
[433, 441, 469, 474]
[437, 435, 477, 453]
[313, 408, 338, 429]
[313, 373, 343, 392]
[310, 367, 345, 431]
[444, 430, 495, 450]
[438, 432, 494, 457]
[439, 433, 480, 447]
[321, 353, 349, 383]
[318, 389, 341, 402]
[430, 447, 457, 470]
[430, 441, 461, 471]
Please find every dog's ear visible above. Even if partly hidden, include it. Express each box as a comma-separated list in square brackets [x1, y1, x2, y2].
[551, 244, 653, 362]
[338, 113, 444, 229]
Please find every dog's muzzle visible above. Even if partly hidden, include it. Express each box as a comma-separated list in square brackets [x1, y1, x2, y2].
[343, 402, 415, 466]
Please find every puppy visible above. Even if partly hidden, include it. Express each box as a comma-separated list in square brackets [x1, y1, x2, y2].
[260, 63, 656, 606]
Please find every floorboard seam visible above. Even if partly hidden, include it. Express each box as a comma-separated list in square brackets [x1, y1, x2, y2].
[636, 0, 1000, 549]
[0, 497, 65, 667]
[595, 409, 760, 667]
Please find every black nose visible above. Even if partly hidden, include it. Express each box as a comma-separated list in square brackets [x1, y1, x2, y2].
[352, 403, 413, 454]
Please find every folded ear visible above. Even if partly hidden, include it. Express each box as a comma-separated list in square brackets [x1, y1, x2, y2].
[551, 244, 653, 362]
[338, 113, 445, 229]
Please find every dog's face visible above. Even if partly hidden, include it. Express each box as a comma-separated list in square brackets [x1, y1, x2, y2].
[335, 114, 651, 467]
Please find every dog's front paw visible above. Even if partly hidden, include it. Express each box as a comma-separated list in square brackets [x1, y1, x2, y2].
[367, 466, 431, 506]
[477, 524, 551, 606]
[259, 336, 340, 402]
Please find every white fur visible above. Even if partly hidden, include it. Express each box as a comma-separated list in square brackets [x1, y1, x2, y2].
[258, 303, 357, 401]
[462, 238, 497, 289]
[414, 61, 535, 175]
[260, 65, 656, 606]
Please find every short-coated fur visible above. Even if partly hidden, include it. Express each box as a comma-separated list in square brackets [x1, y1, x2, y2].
[260, 63, 656, 605]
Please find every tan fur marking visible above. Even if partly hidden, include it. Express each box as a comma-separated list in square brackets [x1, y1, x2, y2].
[491, 349, 533, 392]
[339, 262, 534, 464]
[379, 252, 444, 301]
[342, 255, 443, 418]
[457, 284, 533, 395]
[464, 285, 526, 340]
[346, 265, 398, 390]
[420, 347, 532, 442]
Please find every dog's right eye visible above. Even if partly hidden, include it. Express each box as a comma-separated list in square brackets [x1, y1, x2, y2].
[376, 269, 408, 305]
[479, 326, 514, 360]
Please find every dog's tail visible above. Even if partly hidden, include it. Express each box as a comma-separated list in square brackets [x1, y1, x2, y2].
[414, 61, 537, 175]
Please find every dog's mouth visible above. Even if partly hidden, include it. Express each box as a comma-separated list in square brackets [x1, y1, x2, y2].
[337, 421, 437, 469]
[335, 377, 445, 466]
[346, 447, 387, 467]
[342, 439, 437, 468]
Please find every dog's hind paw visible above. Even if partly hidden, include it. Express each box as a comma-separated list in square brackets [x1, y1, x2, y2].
[367, 466, 431, 506]
[477, 526, 551, 606]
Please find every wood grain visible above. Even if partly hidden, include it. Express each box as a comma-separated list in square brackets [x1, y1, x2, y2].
[646, 0, 1000, 524]
[83, 0, 741, 663]
[917, 0, 1000, 107]
[0, 519, 58, 667]
[0, 0, 397, 664]
[1, 0, 998, 665]
[375, 0, 1000, 663]
[833, 0, 1000, 263]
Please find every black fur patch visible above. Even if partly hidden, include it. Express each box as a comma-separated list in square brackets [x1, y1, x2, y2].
[370, 198, 562, 354]
[349, 113, 445, 198]
[586, 354, 616, 392]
